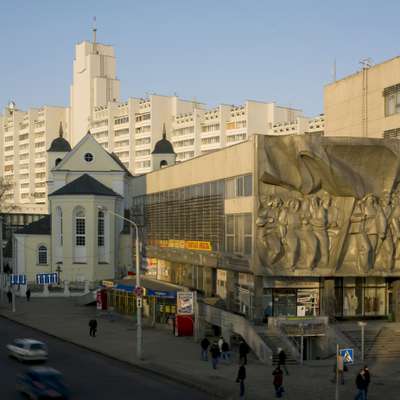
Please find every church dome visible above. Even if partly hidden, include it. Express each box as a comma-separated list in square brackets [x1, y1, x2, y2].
[152, 124, 175, 154]
[48, 122, 72, 152]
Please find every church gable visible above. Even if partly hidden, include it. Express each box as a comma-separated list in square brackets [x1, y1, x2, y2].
[55, 133, 125, 173]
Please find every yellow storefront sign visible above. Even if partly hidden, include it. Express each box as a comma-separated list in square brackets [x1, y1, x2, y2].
[150, 239, 212, 252]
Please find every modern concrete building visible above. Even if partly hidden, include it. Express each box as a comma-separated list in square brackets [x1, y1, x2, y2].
[324, 56, 400, 138]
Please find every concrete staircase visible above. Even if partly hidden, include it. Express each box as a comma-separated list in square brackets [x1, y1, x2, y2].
[257, 329, 299, 365]
[339, 323, 400, 359]
[367, 327, 400, 359]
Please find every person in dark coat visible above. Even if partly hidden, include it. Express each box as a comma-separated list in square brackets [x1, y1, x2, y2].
[26, 288, 31, 302]
[278, 348, 289, 375]
[355, 369, 367, 400]
[7, 289, 12, 304]
[363, 366, 371, 400]
[200, 337, 210, 361]
[272, 366, 284, 398]
[89, 319, 98, 337]
[239, 339, 250, 365]
[236, 363, 246, 399]
[221, 340, 230, 362]
[210, 341, 221, 369]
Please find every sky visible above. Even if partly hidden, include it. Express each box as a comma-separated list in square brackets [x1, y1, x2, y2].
[1, 0, 400, 117]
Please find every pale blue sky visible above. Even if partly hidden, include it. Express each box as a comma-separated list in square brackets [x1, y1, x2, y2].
[1, 0, 400, 116]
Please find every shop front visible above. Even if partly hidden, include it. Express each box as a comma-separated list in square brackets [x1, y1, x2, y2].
[335, 277, 388, 318]
[263, 278, 321, 318]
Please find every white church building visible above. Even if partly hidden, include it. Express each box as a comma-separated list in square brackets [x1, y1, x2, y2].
[13, 124, 176, 292]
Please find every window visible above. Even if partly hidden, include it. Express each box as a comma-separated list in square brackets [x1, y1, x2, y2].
[225, 213, 252, 255]
[37, 245, 48, 264]
[384, 84, 400, 116]
[75, 209, 86, 246]
[98, 210, 105, 246]
[225, 175, 252, 198]
[84, 153, 94, 162]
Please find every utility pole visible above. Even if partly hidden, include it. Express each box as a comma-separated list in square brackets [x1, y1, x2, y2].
[335, 344, 339, 400]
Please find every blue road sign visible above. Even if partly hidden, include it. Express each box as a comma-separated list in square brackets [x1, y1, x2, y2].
[10, 274, 26, 285]
[36, 272, 58, 285]
[340, 348, 354, 364]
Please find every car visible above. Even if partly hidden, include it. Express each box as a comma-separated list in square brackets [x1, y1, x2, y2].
[6, 338, 48, 362]
[17, 367, 70, 400]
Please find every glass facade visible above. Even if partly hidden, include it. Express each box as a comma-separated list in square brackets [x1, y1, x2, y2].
[335, 277, 387, 317]
[132, 174, 253, 253]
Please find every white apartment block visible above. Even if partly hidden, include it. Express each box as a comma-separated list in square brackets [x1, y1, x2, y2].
[171, 101, 304, 162]
[1, 103, 68, 213]
[0, 32, 324, 213]
[272, 114, 325, 135]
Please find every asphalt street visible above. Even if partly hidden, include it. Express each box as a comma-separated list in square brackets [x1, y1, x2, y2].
[0, 317, 210, 399]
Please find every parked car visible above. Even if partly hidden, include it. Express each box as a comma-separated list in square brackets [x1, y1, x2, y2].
[6, 338, 48, 362]
[17, 367, 70, 399]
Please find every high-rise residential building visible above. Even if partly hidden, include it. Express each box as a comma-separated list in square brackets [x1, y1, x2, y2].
[171, 101, 304, 162]
[272, 114, 325, 136]
[324, 56, 400, 138]
[1, 103, 68, 213]
[0, 31, 316, 213]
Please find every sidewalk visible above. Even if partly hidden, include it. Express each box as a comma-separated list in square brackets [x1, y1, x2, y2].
[1, 298, 399, 400]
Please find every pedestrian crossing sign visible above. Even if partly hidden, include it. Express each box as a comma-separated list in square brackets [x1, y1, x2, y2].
[340, 348, 354, 364]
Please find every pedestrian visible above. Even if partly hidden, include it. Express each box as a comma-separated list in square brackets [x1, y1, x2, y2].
[210, 341, 221, 370]
[272, 366, 284, 398]
[26, 288, 31, 302]
[363, 366, 371, 400]
[218, 336, 224, 352]
[89, 319, 98, 337]
[7, 289, 12, 304]
[332, 353, 345, 384]
[236, 362, 246, 399]
[200, 336, 210, 361]
[239, 339, 250, 365]
[355, 368, 367, 400]
[221, 339, 231, 362]
[278, 348, 289, 375]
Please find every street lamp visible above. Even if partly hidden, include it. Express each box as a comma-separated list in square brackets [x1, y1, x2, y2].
[97, 206, 143, 360]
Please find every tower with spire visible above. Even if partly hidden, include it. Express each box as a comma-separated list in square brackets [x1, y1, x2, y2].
[47, 122, 72, 193]
[151, 123, 176, 170]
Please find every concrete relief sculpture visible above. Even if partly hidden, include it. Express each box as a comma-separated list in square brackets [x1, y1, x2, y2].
[256, 135, 400, 277]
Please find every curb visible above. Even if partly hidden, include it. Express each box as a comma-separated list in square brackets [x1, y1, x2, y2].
[0, 313, 235, 399]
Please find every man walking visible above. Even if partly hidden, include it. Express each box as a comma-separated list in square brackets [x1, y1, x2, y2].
[200, 336, 210, 361]
[272, 366, 284, 398]
[89, 319, 98, 337]
[7, 289, 12, 304]
[221, 339, 230, 362]
[239, 339, 250, 365]
[278, 348, 289, 375]
[236, 362, 246, 399]
[26, 288, 31, 302]
[363, 366, 371, 400]
[355, 368, 367, 400]
[210, 341, 221, 370]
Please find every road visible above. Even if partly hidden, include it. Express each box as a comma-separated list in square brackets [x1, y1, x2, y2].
[0, 317, 210, 399]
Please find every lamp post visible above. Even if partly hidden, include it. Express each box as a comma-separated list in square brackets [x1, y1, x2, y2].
[97, 206, 143, 360]
[358, 321, 367, 361]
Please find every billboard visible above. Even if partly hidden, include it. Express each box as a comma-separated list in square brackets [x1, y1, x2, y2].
[177, 291, 194, 315]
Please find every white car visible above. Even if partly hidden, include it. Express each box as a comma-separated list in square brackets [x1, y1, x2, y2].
[7, 339, 48, 362]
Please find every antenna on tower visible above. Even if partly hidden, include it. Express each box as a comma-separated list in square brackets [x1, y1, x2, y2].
[332, 59, 337, 82]
[92, 16, 97, 45]
[360, 58, 373, 69]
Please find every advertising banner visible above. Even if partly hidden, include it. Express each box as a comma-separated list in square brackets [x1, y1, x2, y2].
[177, 291, 194, 315]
